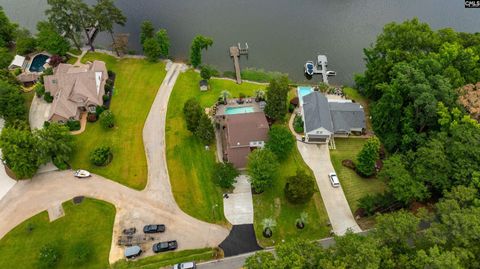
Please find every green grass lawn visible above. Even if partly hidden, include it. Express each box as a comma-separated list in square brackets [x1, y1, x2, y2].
[112, 248, 219, 269]
[253, 145, 330, 247]
[0, 198, 115, 269]
[330, 138, 386, 213]
[23, 90, 34, 112]
[166, 70, 266, 224]
[69, 52, 167, 190]
[343, 87, 372, 131]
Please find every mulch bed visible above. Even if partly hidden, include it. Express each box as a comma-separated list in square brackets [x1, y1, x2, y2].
[73, 196, 85, 204]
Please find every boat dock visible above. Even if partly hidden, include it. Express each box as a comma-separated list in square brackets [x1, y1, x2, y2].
[313, 55, 329, 84]
[229, 43, 249, 84]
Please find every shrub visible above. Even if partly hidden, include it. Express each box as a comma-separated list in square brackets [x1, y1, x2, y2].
[212, 162, 239, 188]
[105, 79, 114, 93]
[53, 158, 68, 170]
[357, 192, 399, 217]
[49, 55, 62, 67]
[95, 105, 106, 116]
[66, 120, 81, 131]
[284, 170, 315, 204]
[14, 68, 22, 76]
[288, 103, 295, 113]
[194, 113, 214, 144]
[103, 94, 109, 102]
[89, 145, 112, 166]
[99, 110, 115, 129]
[43, 67, 54, 76]
[87, 113, 97, 122]
[293, 115, 304, 133]
[44, 92, 53, 103]
[247, 149, 279, 193]
[266, 125, 295, 161]
[107, 70, 115, 78]
[35, 84, 45, 97]
[355, 136, 381, 177]
[71, 241, 92, 265]
[37, 243, 60, 269]
[183, 98, 202, 133]
[200, 65, 218, 80]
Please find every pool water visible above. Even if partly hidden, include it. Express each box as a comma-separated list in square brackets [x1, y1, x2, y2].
[29, 54, 49, 72]
[224, 106, 255, 115]
[297, 86, 314, 106]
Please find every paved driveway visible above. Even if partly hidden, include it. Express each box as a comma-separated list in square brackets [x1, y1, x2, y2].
[296, 141, 361, 235]
[0, 63, 230, 263]
[29, 95, 52, 130]
[223, 175, 254, 225]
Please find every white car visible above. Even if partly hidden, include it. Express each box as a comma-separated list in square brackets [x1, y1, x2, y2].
[328, 172, 340, 187]
[74, 170, 91, 178]
[173, 261, 196, 269]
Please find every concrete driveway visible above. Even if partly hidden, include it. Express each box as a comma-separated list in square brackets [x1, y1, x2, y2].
[223, 175, 254, 225]
[0, 63, 230, 263]
[297, 141, 361, 235]
[29, 95, 52, 129]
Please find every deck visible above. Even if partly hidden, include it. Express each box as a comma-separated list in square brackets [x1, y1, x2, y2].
[230, 46, 241, 84]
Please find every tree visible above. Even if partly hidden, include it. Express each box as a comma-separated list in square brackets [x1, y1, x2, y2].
[0, 6, 17, 47]
[189, 35, 213, 68]
[0, 80, 27, 124]
[0, 47, 13, 70]
[355, 136, 381, 177]
[264, 76, 290, 121]
[266, 125, 295, 161]
[374, 210, 420, 254]
[36, 21, 71, 56]
[183, 98, 203, 133]
[99, 110, 115, 128]
[143, 37, 162, 62]
[93, 0, 127, 56]
[15, 28, 37, 55]
[247, 149, 279, 193]
[284, 170, 315, 204]
[89, 145, 112, 166]
[194, 113, 215, 145]
[140, 20, 154, 45]
[379, 155, 429, 205]
[219, 90, 230, 104]
[244, 251, 277, 269]
[35, 123, 73, 169]
[0, 126, 41, 179]
[212, 162, 239, 188]
[156, 29, 170, 57]
[200, 65, 216, 80]
[413, 138, 451, 193]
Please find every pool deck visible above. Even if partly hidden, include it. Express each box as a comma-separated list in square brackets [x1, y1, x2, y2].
[215, 98, 263, 117]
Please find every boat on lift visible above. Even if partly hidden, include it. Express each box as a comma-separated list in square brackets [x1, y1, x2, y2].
[304, 61, 314, 76]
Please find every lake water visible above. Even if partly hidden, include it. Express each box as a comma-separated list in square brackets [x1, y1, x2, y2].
[1, 0, 478, 85]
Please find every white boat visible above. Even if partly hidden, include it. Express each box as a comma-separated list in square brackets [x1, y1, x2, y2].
[304, 61, 314, 76]
[74, 170, 91, 178]
[326, 70, 337, 76]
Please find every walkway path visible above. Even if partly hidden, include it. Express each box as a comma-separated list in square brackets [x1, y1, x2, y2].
[296, 142, 361, 235]
[0, 63, 230, 263]
[223, 175, 254, 225]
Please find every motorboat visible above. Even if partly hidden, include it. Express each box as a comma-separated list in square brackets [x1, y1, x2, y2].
[326, 70, 337, 76]
[74, 169, 91, 178]
[304, 61, 314, 76]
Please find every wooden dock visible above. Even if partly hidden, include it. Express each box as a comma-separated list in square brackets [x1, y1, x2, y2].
[229, 43, 249, 84]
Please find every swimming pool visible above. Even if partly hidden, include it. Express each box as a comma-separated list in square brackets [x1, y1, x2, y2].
[29, 54, 50, 72]
[297, 86, 314, 106]
[224, 106, 255, 115]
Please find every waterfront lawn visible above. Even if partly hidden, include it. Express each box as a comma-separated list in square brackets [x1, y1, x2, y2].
[166, 70, 266, 224]
[253, 146, 330, 247]
[343, 87, 372, 131]
[112, 248, 219, 269]
[70, 52, 167, 190]
[0, 198, 115, 269]
[329, 138, 386, 213]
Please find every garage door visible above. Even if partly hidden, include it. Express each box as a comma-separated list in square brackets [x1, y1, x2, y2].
[307, 135, 328, 143]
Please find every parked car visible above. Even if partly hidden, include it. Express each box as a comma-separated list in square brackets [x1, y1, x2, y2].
[173, 261, 196, 269]
[143, 224, 166, 233]
[123, 227, 136, 235]
[73, 169, 91, 178]
[152, 240, 177, 253]
[124, 245, 142, 259]
[328, 172, 340, 187]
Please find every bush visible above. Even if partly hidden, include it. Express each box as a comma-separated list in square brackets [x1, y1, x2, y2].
[266, 125, 295, 161]
[35, 84, 45, 97]
[95, 105, 106, 116]
[200, 65, 218, 80]
[284, 170, 315, 204]
[105, 79, 114, 93]
[49, 55, 62, 67]
[71, 241, 92, 266]
[355, 136, 381, 177]
[194, 113, 214, 144]
[37, 243, 60, 269]
[66, 120, 81, 131]
[107, 70, 115, 78]
[357, 192, 399, 217]
[103, 94, 109, 102]
[288, 103, 295, 113]
[99, 110, 115, 129]
[212, 162, 239, 188]
[247, 149, 279, 193]
[44, 92, 53, 103]
[14, 68, 22, 76]
[43, 67, 54, 76]
[53, 158, 68, 170]
[89, 145, 112, 166]
[87, 113, 97, 122]
[183, 98, 202, 133]
[293, 115, 304, 133]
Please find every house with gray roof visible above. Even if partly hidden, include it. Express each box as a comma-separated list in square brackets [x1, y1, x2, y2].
[301, 91, 365, 143]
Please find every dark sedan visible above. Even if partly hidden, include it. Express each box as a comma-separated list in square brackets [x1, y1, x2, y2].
[152, 240, 177, 253]
[143, 224, 166, 233]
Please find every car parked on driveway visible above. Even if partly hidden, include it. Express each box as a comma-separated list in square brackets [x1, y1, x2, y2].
[173, 261, 196, 269]
[328, 172, 340, 187]
[152, 240, 177, 253]
[124, 245, 142, 259]
[143, 224, 165, 233]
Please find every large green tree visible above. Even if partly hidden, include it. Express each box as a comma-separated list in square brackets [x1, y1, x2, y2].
[36, 21, 71, 56]
[189, 35, 213, 68]
[266, 125, 295, 161]
[284, 170, 315, 204]
[143, 37, 162, 62]
[14, 28, 37, 55]
[140, 20, 154, 45]
[264, 76, 289, 121]
[355, 136, 381, 177]
[212, 162, 239, 188]
[247, 149, 279, 193]
[183, 98, 203, 133]
[0, 47, 13, 69]
[0, 6, 17, 47]
[0, 80, 26, 124]
[35, 123, 74, 169]
[93, 0, 127, 56]
[155, 29, 170, 58]
[194, 114, 215, 145]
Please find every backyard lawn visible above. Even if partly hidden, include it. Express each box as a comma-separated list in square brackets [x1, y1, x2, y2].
[330, 138, 386, 213]
[69, 52, 167, 190]
[0, 198, 115, 269]
[166, 70, 265, 224]
[252, 145, 331, 247]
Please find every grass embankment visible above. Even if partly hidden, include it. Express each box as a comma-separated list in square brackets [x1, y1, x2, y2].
[167, 70, 265, 224]
[112, 248, 220, 269]
[343, 87, 372, 131]
[253, 146, 330, 247]
[0, 198, 115, 269]
[69, 52, 167, 189]
[23, 90, 34, 112]
[330, 138, 386, 213]
[223, 68, 288, 83]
